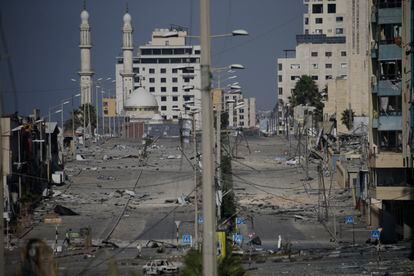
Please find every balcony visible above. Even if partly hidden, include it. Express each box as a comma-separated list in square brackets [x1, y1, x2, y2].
[369, 186, 414, 200]
[372, 115, 401, 130]
[378, 7, 402, 24]
[379, 44, 401, 60]
[374, 79, 401, 96]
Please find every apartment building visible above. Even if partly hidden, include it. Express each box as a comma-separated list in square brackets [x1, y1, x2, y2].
[277, 0, 348, 134]
[116, 28, 201, 128]
[368, 0, 414, 241]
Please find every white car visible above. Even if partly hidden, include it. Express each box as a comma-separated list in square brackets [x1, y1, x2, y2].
[142, 260, 179, 275]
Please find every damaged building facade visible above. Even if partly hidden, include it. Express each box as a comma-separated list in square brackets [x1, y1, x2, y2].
[367, 0, 414, 242]
[1, 111, 63, 224]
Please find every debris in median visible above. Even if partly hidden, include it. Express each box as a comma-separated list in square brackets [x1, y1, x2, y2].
[54, 205, 79, 216]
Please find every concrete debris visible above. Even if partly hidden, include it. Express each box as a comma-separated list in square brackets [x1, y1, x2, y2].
[102, 154, 112, 160]
[76, 154, 86, 161]
[124, 190, 136, 197]
[54, 205, 79, 216]
[52, 190, 62, 197]
[42, 188, 49, 197]
[97, 175, 118, 181]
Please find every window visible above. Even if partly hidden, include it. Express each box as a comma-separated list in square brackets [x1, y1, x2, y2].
[305, 29, 309, 34]
[149, 78, 155, 83]
[161, 96, 167, 102]
[336, 16, 343, 22]
[312, 4, 323, 13]
[311, 52, 318, 57]
[161, 106, 167, 111]
[325, 51, 332, 57]
[312, 63, 318, 69]
[160, 68, 166, 73]
[149, 87, 155, 92]
[328, 4, 336, 13]
[184, 78, 190, 83]
[291, 76, 300, 81]
[278, 64, 283, 70]
[172, 77, 178, 83]
[325, 75, 333, 80]
[290, 64, 301, 69]
[195, 50, 201, 55]
[149, 68, 155, 74]
[172, 68, 178, 73]
[161, 78, 166, 83]
[315, 18, 323, 24]
[325, 63, 332, 69]
[305, 18, 309, 25]
[341, 63, 347, 68]
[172, 87, 178, 92]
[278, 88, 283, 95]
[239, 115, 244, 120]
[336, 28, 344, 34]
[341, 51, 347, 57]
[278, 75, 282, 82]
[172, 96, 178, 101]
[315, 29, 323, 34]
[311, 76, 318, 80]
[161, 87, 166, 92]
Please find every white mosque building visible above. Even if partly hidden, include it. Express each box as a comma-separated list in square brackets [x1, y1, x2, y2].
[124, 86, 162, 123]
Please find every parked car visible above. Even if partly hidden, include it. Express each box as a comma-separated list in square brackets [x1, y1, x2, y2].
[142, 260, 179, 275]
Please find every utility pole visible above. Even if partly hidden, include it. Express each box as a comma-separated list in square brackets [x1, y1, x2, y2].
[200, 0, 217, 274]
[193, 114, 199, 250]
[0, 94, 4, 275]
[72, 96, 76, 159]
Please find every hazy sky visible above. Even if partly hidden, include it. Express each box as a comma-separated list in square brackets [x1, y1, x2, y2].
[0, 0, 304, 117]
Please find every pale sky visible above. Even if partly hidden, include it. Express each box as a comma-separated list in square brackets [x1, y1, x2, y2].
[0, 0, 304, 116]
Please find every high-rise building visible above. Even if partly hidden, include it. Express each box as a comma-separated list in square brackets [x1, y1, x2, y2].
[276, 0, 348, 134]
[367, 0, 414, 242]
[116, 28, 201, 128]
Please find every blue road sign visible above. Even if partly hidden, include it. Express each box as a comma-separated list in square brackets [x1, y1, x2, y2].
[371, 230, 380, 240]
[233, 234, 243, 245]
[345, 216, 354, 225]
[182, 234, 192, 244]
[198, 215, 204, 225]
[236, 217, 246, 225]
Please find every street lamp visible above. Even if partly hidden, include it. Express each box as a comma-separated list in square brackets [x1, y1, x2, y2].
[162, 29, 249, 39]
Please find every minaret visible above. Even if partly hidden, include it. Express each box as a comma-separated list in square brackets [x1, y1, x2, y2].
[79, 4, 93, 105]
[121, 7, 134, 108]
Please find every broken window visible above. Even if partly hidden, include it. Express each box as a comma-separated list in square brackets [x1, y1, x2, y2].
[379, 60, 401, 80]
[379, 96, 402, 116]
[376, 168, 406, 186]
[378, 130, 402, 152]
[379, 24, 402, 45]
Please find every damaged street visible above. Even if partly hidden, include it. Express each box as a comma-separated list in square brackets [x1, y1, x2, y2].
[4, 135, 414, 275]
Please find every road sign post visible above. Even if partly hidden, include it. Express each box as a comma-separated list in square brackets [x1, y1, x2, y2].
[345, 216, 355, 245]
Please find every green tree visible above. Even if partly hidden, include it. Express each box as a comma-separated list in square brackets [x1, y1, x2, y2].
[289, 75, 324, 121]
[181, 249, 246, 276]
[63, 104, 96, 133]
[341, 108, 355, 131]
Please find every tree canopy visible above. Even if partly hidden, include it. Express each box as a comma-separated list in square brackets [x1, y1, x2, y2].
[289, 75, 324, 121]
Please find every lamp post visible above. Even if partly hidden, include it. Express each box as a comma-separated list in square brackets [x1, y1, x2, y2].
[71, 93, 81, 158]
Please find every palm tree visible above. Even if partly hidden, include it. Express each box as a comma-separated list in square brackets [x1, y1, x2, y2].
[63, 104, 97, 133]
[341, 108, 355, 131]
[289, 75, 324, 122]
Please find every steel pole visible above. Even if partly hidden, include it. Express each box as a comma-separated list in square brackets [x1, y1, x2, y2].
[193, 114, 198, 249]
[200, 0, 217, 274]
[0, 94, 4, 275]
[95, 86, 99, 137]
[72, 96, 76, 159]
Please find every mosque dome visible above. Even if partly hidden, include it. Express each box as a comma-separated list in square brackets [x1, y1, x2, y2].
[123, 13, 132, 23]
[125, 87, 158, 108]
[81, 10, 89, 21]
